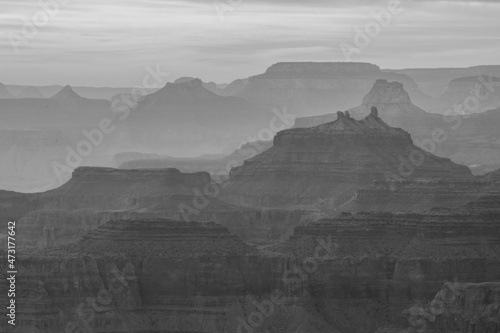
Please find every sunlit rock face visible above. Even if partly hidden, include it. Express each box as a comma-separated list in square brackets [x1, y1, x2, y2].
[222, 108, 471, 209]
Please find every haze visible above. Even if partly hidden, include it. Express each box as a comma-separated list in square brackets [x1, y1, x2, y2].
[1, 0, 500, 87]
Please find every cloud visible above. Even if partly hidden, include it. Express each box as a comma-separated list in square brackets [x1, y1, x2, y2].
[0, 0, 499, 86]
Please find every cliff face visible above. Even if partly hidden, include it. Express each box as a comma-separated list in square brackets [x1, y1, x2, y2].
[342, 178, 486, 213]
[272, 203, 500, 332]
[1, 219, 338, 333]
[222, 108, 471, 209]
[6, 192, 500, 333]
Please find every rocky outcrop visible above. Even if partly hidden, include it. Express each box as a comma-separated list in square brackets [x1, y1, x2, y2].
[222, 108, 471, 209]
[294, 79, 443, 138]
[293, 80, 500, 174]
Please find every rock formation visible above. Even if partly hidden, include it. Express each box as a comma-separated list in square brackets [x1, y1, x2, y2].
[5, 184, 500, 333]
[221, 108, 471, 209]
[293, 80, 500, 174]
[9, 167, 308, 247]
[0, 218, 337, 333]
[271, 193, 500, 332]
[122, 78, 273, 156]
[294, 79, 443, 138]
[221, 62, 428, 117]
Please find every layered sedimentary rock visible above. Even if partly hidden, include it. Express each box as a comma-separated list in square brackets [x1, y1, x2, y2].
[8, 189, 500, 333]
[293, 80, 500, 173]
[271, 200, 500, 332]
[342, 178, 485, 212]
[222, 107, 471, 209]
[222, 62, 428, 117]
[12, 167, 308, 247]
[1, 219, 337, 333]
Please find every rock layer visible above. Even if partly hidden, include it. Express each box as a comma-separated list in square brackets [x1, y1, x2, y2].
[222, 108, 471, 209]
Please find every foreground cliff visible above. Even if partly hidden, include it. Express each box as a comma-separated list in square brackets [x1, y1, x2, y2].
[4, 189, 500, 333]
[0, 219, 337, 333]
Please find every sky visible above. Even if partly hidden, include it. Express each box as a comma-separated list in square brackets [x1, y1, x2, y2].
[0, 0, 499, 87]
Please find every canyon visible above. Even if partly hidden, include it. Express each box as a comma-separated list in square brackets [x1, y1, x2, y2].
[1, 62, 500, 333]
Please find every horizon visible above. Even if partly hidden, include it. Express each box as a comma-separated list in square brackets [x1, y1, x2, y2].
[3, 61, 500, 88]
[1, 0, 500, 86]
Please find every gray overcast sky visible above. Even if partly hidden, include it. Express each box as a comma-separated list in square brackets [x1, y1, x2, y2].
[1, 0, 499, 87]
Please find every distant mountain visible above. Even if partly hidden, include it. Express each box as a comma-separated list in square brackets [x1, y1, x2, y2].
[0, 85, 114, 186]
[174, 77, 229, 95]
[15, 86, 45, 98]
[116, 140, 273, 176]
[0, 83, 14, 98]
[447, 106, 500, 172]
[0, 129, 71, 192]
[50, 84, 84, 101]
[221, 108, 471, 209]
[293, 80, 500, 174]
[0, 85, 111, 132]
[294, 79, 443, 138]
[122, 78, 273, 156]
[387, 65, 500, 97]
[219, 62, 430, 117]
[417, 75, 500, 115]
